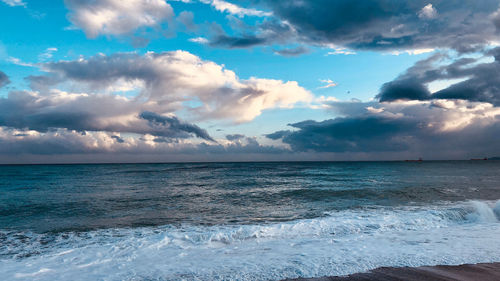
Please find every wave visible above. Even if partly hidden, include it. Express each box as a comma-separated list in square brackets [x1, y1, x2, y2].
[1, 200, 500, 281]
[466, 200, 500, 222]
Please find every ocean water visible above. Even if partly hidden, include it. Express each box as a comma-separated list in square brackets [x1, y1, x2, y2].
[1, 161, 500, 280]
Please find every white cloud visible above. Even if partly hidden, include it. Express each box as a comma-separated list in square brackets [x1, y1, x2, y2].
[309, 95, 339, 109]
[65, 0, 174, 38]
[418, 4, 438, 19]
[189, 37, 209, 44]
[7, 56, 34, 67]
[326, 48, 356, 56]
[202, 0, 271, 17]
[427, 77, 470, 93]
[38, 47, 58, 61]
[390, 48, 435, 56]
[1, 0, 25, 7]
[29, 50, 312, 123]
[318, 79, 337, 89]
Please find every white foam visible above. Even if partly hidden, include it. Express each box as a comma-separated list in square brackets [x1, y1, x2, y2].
[14, 268, 54, 278]
[466, 201, 499, 222]
[1, 200, 500, 281]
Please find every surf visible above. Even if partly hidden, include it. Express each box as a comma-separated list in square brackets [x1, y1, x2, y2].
[2, 200, 500, 281]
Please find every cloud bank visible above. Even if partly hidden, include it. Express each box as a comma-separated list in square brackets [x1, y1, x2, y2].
[29, 50, 311, 123]
[0, 50, 313, 161]
[267, 99, 500, 159]
[208, 0, 500, 53]
[378, 47, 500, 106]
[0, 90, 214, 141]
[262, 46, 500, 159]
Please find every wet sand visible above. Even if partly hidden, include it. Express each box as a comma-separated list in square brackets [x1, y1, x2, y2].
[283, 263, 500, 281]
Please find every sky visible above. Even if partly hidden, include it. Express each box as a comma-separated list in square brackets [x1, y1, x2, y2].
[0, 0, 499, 163]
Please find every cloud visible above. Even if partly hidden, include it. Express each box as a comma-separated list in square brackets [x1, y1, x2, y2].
[38, 47, 58, 61]
[379, 79, 431, 102]
[390, 48, 435, 56]
[209, 34, 268, 48]
[226, 134, 244, 141]
[206, 18, 297, 49]
[0, 90, 214, 141]
[274, 46, 309, 57]
[0, 127, 287, 163]
[0, 49, 312, 159]
[110, 135, 125, 143]
[377, 47, 500, 105]
[177, 11, 197, 31]
[0, 70, 10, 88]
[29, 50, 312, 123]
[318, 79, 337, 89]
[266, 99, 500, 158]
[418, 4, 438, 19]
[326, 48, 356, 56]
[1, 0, 25, 7]
[202, 0, 271, 17]
[263, 47, 500, 159]
[3, 98, 498, 161]
[64, 0, 174, 39]
[218, 0, 500, 52]
[189, 37, 208, 44]
[265, 130, 290, 140]
[139, 111, 214, 141]
[271, 116, 416, 153]
[7, 56, 34, 67]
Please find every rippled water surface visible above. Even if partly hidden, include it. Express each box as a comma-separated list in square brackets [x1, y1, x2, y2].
[1, 161, 500, 280]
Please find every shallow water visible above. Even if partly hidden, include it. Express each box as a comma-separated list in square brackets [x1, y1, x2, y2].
[1, 161, 500, 280]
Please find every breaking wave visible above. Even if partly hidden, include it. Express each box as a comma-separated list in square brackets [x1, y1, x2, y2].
[1, 200, 500, 281]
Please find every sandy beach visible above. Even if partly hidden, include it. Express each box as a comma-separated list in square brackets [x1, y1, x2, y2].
[284, 263, 500, 281]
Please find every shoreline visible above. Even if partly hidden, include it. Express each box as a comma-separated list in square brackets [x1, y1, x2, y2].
[283, 263, 500, 281]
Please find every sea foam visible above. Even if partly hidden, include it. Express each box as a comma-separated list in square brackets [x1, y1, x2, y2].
[1, 200, 500, 281]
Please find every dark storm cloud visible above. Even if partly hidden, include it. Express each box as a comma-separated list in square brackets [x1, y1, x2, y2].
[0, 71, 10, 88]
[139, 111, 215, 141]
[378, 47, 500, 105]
[217, 0, 500, 52]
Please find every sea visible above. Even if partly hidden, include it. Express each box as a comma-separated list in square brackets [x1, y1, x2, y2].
[1, 161, 500, 281]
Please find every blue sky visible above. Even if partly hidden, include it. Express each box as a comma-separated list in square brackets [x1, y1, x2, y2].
[0, 0, 499, 163]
